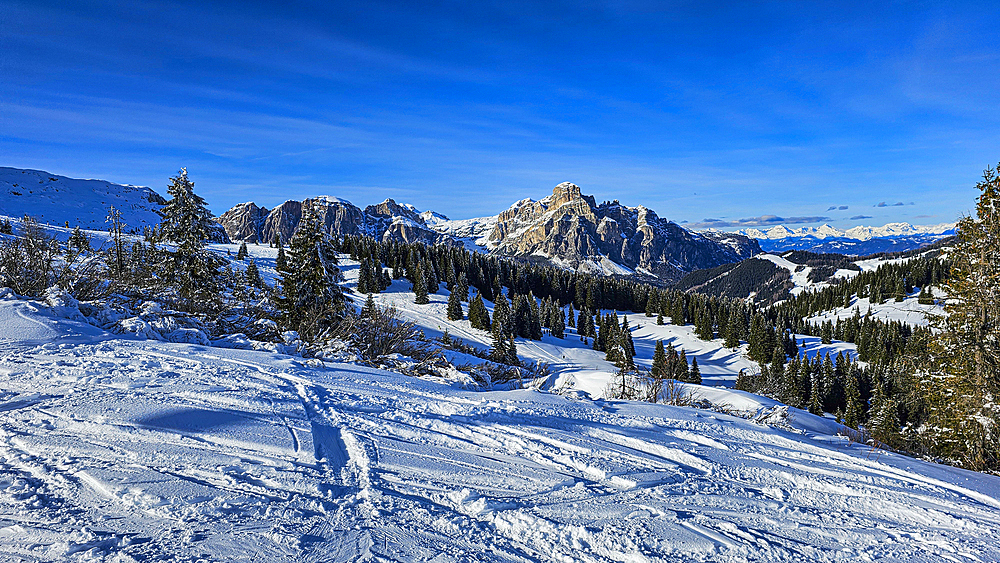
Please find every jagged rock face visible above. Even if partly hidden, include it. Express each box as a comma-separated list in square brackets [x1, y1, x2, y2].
[261, 200, 302, 245]
[487, 182, 760, 282]
[217, 196, 451, 246]
[217, 202, 269, 243]
[363, 199, 443, 245]
[309, 197, 367, 239]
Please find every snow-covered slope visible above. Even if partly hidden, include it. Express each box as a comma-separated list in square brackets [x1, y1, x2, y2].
[2, 294, 999, 561]
[728, 222, 955, 254]
[0, 167, 231, 241]
[0, 167, 166, 232]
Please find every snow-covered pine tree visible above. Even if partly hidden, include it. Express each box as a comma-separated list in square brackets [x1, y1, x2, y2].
[276, 203, 344, 340]
[67, 225, 90, 257]
[236, 241, 248, 260]
[551, 306, 565, 339]
[357, 257, 375, 294]
[528, 294, 543, 340]
[275, 244, 287, 272]
[157, 169, 221, 309]
[920, 163, 1000, 470]
[361, 293, 376, 318]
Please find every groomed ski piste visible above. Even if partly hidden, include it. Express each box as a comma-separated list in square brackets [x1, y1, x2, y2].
[0, 239, 998, 562]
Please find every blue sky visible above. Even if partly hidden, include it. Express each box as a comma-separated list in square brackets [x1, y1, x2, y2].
[2, 1, 999, 228]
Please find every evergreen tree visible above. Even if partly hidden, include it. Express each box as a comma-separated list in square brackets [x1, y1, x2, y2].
[917, 286, 934, 305]
[689, 357, 701, 385]
[528, 294, 543, 340]
[868, 383, 900, 446]
[276, 244, 287, 272]
[724, 311, 741, 349]
[651, 340, 667, 378]
[67, 226, 90, 258]
[236, 241, 248, 260]
[468, 293, 491, 331]
[413, 262, 430, 304]
[245, 259, 262, 288]
[843, 371, 863, 429]
[157, 169, 221, 308]
[921, 163, 1000, 469]
[808, 370, 824, 415]
[361, 292, 376, 318]
[447, 287, 464, 320]
[551, 306, 566, 339]
[493, 293, 511, 336]
[735, 369, 752, 391]
[276, 203, 344, 339]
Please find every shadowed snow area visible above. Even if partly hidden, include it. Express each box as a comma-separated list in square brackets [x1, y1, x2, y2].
[1, 297, 999, 562]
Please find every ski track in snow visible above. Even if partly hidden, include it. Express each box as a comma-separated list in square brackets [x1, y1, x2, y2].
[1, 294, 999, 562]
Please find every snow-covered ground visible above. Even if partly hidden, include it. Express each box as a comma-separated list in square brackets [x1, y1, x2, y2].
[805, 285, 947, 327]
[3, 296, 1000, 562]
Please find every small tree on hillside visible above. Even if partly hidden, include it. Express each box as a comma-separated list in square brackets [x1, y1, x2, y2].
[157, 169, 221, 309]
[277, 203, 344, 340]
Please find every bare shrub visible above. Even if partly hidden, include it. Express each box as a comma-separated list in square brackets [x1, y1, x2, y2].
[0, 216, 58, 297]
[661, 377, 694, 406]
[330, 301, 429, 362]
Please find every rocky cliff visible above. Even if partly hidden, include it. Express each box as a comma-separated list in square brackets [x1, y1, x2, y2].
[216, 196, 448, 246]
[482, 182, 760, 282]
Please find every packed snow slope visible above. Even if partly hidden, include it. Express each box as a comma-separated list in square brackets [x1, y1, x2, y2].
[2, 296, 1000, 561]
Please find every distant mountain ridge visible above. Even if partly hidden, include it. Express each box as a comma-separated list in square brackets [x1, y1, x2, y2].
[220, 181, 761, 283]
[717, 221, 955, 254]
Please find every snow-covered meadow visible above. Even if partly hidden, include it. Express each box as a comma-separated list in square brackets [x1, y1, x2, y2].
[1, 241, 999, 562]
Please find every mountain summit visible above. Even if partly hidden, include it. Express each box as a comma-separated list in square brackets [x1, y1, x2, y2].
[478, 182, 760, 281]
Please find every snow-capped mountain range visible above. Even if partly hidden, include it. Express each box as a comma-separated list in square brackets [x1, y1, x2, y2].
[218, 181, 761, 283]
[738, 222, 955, 241]
[720, 222, 955, 254]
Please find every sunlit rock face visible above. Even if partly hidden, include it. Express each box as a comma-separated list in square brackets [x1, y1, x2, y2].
[487, 182, 760, 282]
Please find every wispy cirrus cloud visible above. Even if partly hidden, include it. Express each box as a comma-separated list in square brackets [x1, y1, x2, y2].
[688, 215, 829, 229]
[875, 201, 915, 207]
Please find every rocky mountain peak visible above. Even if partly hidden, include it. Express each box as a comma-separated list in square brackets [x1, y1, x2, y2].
[482, 182, 760, 282]
[364, 198, 425, 225]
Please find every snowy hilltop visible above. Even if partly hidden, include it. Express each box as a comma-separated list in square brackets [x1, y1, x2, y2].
[0, 167, 229, 242]
[0, 167, 167, 232]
